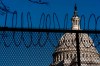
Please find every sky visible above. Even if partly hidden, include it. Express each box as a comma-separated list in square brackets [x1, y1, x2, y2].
[0, 0, 100, 66]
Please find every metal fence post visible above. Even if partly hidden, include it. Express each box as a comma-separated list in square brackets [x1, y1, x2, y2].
[76, 33, 80, 66]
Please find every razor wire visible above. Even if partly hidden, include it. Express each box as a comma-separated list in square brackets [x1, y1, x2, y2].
[0, 10, 100, 50]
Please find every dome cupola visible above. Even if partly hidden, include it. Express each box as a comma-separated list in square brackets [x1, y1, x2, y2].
[71, 4, 80, 30]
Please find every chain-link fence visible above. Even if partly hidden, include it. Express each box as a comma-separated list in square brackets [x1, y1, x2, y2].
[0, 0, 100, 65]
[0, 28, 100, 66]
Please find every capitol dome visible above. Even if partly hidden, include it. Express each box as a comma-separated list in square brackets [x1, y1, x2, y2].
[50, 4, 100, 66]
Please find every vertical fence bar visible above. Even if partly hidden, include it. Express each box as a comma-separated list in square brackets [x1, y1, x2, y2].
[76, 33, 80, 66]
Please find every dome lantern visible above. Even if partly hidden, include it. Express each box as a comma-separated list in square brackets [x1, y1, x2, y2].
[72, 4, 80, 30]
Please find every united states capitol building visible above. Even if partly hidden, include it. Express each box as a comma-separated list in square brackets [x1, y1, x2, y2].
[50, 5, 100, 66]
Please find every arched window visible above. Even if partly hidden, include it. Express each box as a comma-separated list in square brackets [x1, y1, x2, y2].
[70, 54, 73, 59]
[68, 40, 70, 43]
[86, 54, 88, 58]
[63, 53, 65, 59]
[66, 54, 68, 59]
[74, 54, 76, 57]
[76, 20, 77, 24]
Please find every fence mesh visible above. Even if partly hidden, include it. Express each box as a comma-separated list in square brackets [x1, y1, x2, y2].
[0, 30, 100, 66]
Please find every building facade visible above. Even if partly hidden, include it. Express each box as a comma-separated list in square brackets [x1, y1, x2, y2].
[50, 5, 100, 66]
